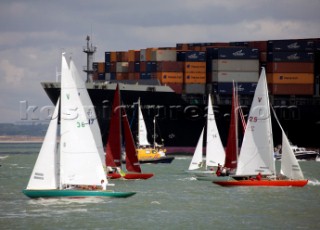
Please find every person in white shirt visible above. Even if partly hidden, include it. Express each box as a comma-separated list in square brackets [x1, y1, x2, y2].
[101, 179, 107, 190]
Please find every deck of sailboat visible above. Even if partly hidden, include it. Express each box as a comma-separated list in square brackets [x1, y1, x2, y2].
[22, 189, 136, 198]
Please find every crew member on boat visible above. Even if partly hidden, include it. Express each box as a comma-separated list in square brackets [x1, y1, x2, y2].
[101, 179, 107, 190]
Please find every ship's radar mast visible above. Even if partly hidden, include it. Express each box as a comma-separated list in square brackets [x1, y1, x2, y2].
[83, 35, 96, 82]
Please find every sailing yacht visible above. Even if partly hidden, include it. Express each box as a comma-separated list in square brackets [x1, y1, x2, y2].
[188, 94, 225, 174]
[213, 68, 308, 187]
[22, 53, 136, 198]
[135, 98, 175, 164]
[106, 85, 154, 180]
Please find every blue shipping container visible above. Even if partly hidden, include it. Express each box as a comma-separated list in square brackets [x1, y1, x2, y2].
[105, 62, 111, 73]
[177, 51, 206, 61]
[146, 62, 157, 72]
[134, 62, 140, 72]
[267, 52, 314, 62]
[105, 52, 111, 62]
[98, 73, 105, 80]
[207, 47, 259, 60]
[212, 82, 257, 95]
[267, 39, 314, 51]
[140, 72, 152, 79]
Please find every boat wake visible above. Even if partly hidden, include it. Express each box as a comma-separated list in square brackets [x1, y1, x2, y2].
[174, 156, 191, 160]
[28, 197, 109, 206]
[307, 179, 320, 186]
[178, 177, 197, 181]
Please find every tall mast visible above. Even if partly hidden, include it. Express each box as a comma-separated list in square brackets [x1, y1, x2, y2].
[83, 35, 96, 82]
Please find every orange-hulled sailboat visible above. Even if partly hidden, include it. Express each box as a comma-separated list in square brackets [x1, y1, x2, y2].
[213, 68, 308, 187]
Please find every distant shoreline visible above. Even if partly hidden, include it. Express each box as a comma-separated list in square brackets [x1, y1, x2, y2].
[0, 135, 44, 143]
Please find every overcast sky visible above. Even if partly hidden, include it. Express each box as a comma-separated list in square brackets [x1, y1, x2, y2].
[0, 0, 319, 123]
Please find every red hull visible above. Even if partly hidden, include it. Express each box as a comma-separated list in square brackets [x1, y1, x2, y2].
[108, 172, 154, 180]
[213, 179, 308, 187]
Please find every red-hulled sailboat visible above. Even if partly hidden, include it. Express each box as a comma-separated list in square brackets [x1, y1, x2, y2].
[106, 85, 154, 180]
[213, 68, 308, 187]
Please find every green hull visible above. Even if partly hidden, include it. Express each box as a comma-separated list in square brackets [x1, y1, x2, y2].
[22, 189, 136, 198]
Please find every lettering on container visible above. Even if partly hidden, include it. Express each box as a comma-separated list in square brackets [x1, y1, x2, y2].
[232, 50, 245, 57]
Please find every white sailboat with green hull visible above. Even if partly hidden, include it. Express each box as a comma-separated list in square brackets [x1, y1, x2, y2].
[23, 53, 135, 198]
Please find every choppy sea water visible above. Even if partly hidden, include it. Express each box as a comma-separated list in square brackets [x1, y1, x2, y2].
[0, 143, 319, 230]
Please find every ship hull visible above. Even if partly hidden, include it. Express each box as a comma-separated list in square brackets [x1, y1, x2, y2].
[42, 82, 320, 153]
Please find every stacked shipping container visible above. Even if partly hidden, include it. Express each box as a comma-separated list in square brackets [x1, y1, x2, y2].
[207, 47, 260, 95]
[266, 40, 315, 95]
[101, 38, 319, 96]
[177, 51, 206, 94]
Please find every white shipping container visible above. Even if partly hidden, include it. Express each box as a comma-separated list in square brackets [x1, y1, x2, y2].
[210, 71, 259, 83]
[116, 62, 129, 72]
[151, 50, 176, 61]
[211, 59, 259, 72]
[105, 73, 111, 81]
[140, 49, 147, 61]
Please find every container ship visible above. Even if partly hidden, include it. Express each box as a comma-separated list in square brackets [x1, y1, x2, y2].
[42, 36, 320, 153]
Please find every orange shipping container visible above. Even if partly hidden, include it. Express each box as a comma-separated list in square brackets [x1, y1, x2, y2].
[128, 50, 140, 62]
[184, 62, 206, 73]
[97, 62, 105, 73]
[116, 73, 128, 80]
[128, 73, 140, 80]
[110, 52, 117, 62]
[267, 73, 314, 84]
[266, 62, 314, 73]
[268, 84, 314, 95]
[116, 51, 128, 62]
[156, 72, 183, 84]
[156, 61, 183, 72]
[184, 72, 206, 84]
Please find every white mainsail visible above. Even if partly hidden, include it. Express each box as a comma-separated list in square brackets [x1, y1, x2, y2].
[138, 98, 151, 146]
[60, 53, 107, 186]
[26, 98, 60, 189]
[206, 94, 225, 168]
[188, 127, 204, 170]
[236, 68, 275, 176]
[69, 59, 105, 165]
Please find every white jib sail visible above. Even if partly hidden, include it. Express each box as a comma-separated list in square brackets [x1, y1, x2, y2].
[236, 68, 275, 176]
[69, 59, 105, 166]
[26, 98, 60, 189]
[138, 98, 150, 146]
[280, 130, 305, 180]
[60, 53, 107, 186]
[206, 94, 225, 168]
[188, 127, 204, 170]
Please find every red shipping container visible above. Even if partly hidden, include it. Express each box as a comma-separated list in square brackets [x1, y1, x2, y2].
[268, 84, 314, 95]
[267, 62, 314, 73]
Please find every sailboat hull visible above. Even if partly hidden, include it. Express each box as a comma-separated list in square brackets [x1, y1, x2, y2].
[22, 189, 136, 198]
[213, 179, 308, 187]
[108, 172, 154, 180]
[139, 156, 175, 164]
